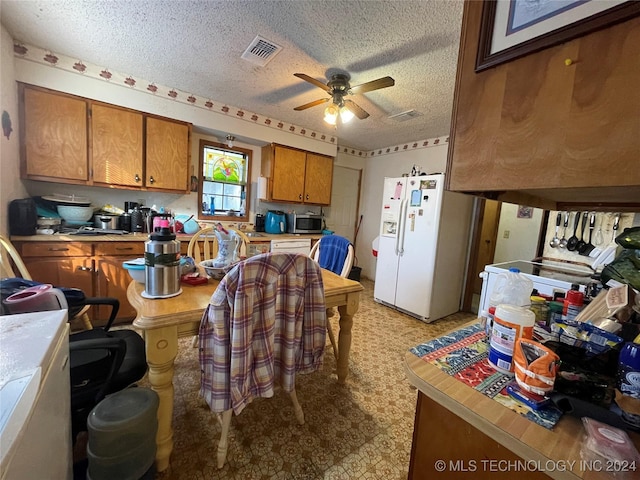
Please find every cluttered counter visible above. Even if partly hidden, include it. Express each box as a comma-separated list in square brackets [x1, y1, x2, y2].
[404, 320, 640, 480]
[10, 231, 324, 244]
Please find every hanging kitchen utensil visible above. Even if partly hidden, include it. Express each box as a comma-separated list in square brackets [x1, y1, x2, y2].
[549, 212, 562, 248]
[594, 213, 604, 246]
[559, 212, 569, 249]
[611, 213, 621, 243]
[579, 213, 596, 256]
[566, 212, 581, 251]
[574, 212, 588, 253]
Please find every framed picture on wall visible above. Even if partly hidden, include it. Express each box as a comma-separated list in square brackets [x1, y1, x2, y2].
[476, 0, 640, 71]
[517, 205, 534, 219]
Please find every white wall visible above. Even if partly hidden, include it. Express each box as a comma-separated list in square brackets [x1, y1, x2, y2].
[0, 24, 29, 236]
[493, 204, 544, 263]
[344, 139, 450, 280]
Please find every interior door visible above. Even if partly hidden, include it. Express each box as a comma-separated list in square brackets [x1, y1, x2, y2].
[328, 166, 361, 242]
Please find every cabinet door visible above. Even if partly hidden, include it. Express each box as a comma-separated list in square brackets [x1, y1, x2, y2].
[304, 153, 333, 205]
[94, 243, 145, 324]
[92, 104, 144, 187]
[271, 146, 306, 202]
[22, 86, 88, 181]
[95, 256, 138, 324]
[23, 257, 95, 293]
[146, 117, 190, 191]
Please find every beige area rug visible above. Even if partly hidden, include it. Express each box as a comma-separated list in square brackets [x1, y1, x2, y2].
[145, 279, 476, 479]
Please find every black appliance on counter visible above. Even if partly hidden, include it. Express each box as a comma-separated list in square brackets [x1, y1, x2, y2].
[254, 214, 265, 232]
[9, 198, 37, 236]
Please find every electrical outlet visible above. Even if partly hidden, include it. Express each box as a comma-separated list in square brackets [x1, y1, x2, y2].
[503, 230, 510, 239]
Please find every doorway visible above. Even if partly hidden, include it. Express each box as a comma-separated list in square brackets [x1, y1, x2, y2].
[462, 198, 501, 313]
[327, 166, 361, 243]
[462, 200, 546, 314]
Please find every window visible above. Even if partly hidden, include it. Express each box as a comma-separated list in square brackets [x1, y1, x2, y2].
[197, 139, 251, 223]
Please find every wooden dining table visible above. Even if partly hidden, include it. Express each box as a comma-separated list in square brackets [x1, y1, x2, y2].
[127, 268, 363, 472]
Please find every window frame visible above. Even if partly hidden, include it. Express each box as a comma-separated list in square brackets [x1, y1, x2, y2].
[197, 139, 252, 223]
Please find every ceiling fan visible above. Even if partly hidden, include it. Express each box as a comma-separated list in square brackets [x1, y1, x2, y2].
[293, 72, 395, 124]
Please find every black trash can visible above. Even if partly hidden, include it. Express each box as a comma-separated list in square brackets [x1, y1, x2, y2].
[348, 266, 361, 281]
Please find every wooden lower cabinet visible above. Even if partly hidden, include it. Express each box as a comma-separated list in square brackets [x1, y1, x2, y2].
[409, 392, 549, 480]
[15, 241, 143, 326]
[94, 242, 145, 323]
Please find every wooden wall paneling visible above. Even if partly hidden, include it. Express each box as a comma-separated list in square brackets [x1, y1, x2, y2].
[446, 1, 640, 209]
[495, 42, 578, 190]
[446, 1, 508, 192]
[566, 16, 640, 188]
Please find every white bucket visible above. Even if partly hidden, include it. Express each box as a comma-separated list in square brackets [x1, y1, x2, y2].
[488, 304, 535, 374]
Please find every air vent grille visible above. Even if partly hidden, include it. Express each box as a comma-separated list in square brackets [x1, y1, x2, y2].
[388, 110, 423, 122]
[241, 35, 282, 66]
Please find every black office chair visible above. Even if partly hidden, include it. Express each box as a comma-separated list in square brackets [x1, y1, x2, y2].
[1, 276, 147, 443]
[69, 297, 148, 441]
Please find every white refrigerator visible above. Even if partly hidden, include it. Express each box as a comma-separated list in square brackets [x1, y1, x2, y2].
[373, 174, 473, 322]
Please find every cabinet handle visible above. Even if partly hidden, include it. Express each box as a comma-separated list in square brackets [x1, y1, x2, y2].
[48, 247, 69, 252]
[299, 193, 303, 200]
[115, 247, 134, 251]
[135, 174, 141, 183]
[77, 266, 93, 272]
[149, 176, 155, 184]
[306, 194, 309, 200]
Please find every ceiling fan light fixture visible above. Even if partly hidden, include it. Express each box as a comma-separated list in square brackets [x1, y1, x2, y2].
[339, 105, 355, 123]
[226, 135, 235, 148]
[323, 104, 339, 125]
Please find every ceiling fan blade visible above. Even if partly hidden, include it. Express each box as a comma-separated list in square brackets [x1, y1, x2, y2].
[344, 99, 369, 120]
[293, 97, 329, 111]
[294, 73, 331, 92]
[350, 76, 395, 95]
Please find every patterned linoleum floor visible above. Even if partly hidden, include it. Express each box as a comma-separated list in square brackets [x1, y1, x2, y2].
[149, 278, 476, 480]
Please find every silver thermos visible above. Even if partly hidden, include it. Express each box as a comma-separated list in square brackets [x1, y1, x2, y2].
[144, 226, 180, 297]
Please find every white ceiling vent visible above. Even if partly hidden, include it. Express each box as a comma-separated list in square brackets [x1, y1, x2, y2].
[388, 110, 423, 122]
[241, 35, 283, 66]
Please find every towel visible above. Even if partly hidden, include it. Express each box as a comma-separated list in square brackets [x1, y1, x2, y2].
[317, 235, 351, 275]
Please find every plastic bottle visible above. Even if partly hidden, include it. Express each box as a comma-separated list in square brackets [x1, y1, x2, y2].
[489, 267, 533, 308]
[562, 285, 584, 321]
[617, 341, 640, 428]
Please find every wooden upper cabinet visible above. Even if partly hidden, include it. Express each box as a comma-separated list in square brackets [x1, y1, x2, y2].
[146, 116, 190, 192]
[21, 85, 88, 182]
[446, 2, 640, 210]
[304, 153, 333, 204]
[262, 144, 334, 205]
[19, 83, 191, 192]
[91, 104, 144, 187]
[271, 145, 306, 202]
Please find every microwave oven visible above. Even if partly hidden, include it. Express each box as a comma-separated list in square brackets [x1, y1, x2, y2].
[285, 213, 323, 234]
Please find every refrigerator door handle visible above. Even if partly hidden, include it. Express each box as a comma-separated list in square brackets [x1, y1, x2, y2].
[397, 199, 408, 255]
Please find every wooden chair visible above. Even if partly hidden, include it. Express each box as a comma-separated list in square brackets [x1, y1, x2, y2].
[186, 226, 249, 346]
[309, 236, 355, 360]
[186, 226, 249, 263]
[0, 234, 32, 280]
[199, 253, 326, 468]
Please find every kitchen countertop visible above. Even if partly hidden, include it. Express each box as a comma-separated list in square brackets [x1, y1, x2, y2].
[11, 232, 324, 243]
[404, 321, 640, 480]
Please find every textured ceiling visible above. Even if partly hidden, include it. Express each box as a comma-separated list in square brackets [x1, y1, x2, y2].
[1, 0, 464, 152]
